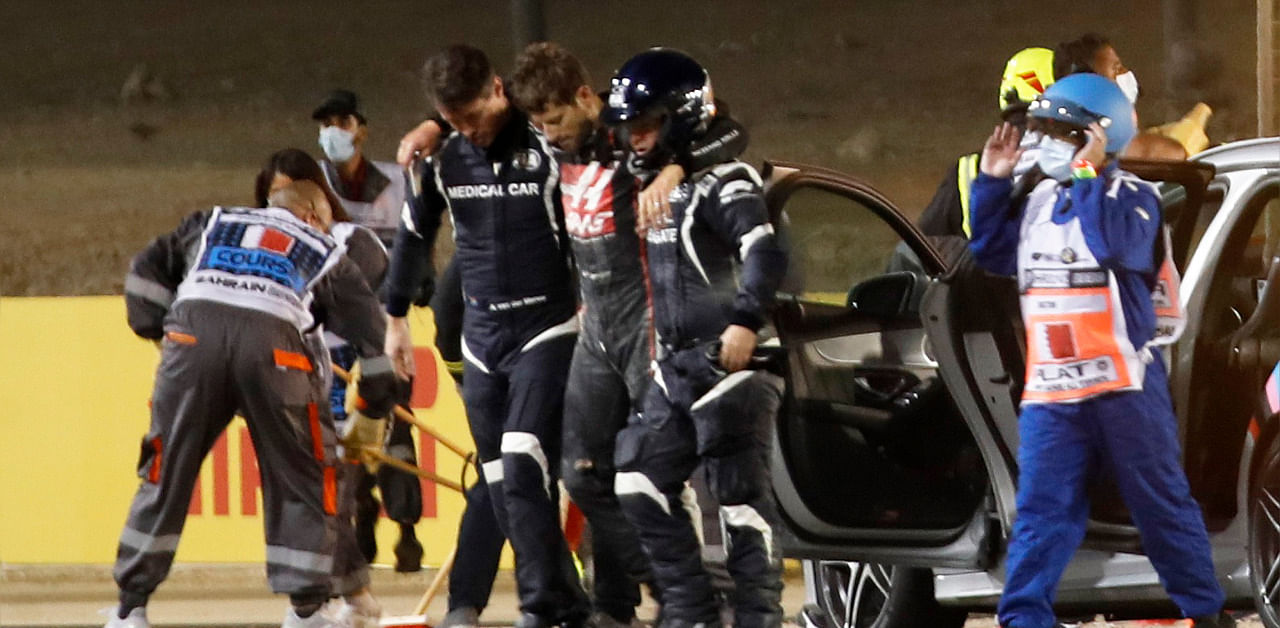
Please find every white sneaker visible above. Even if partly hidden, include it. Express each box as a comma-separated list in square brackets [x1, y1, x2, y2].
[101, 606, 150, 628]
[331, 601, 382, 628]
[331, 590, 382, 628]
[439, 606, 481, 628]
[283, 606, 346, 628]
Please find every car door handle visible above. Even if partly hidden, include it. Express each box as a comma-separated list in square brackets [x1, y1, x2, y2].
[852, 374, 913, 404]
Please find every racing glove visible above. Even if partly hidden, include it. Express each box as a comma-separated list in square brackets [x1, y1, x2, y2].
[340, 357, 397, 470]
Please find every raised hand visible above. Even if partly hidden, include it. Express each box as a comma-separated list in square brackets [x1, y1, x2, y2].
[980, 122, 1024, 179]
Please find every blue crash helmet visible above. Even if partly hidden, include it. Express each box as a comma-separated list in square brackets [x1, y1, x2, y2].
[1028, 72, 1137, 154]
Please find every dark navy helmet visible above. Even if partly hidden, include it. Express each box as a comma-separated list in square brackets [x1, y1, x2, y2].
[602, 48, 715, 154]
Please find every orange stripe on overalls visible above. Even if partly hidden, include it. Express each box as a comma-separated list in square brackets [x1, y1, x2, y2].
[273, 349, 313, 372]
[149, 436, 163, 483]
[306, 403, 325, 461]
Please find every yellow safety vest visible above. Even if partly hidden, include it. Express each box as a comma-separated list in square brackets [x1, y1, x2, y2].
[956, 153, 980, 238]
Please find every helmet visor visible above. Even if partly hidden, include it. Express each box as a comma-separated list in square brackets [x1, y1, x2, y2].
[1027, 117, 1089, 149]
[1028, 96, 1111, 135]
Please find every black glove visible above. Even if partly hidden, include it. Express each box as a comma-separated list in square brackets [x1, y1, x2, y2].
[349, 356, 397, 419]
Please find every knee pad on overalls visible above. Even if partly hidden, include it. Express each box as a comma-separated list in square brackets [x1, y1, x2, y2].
[707, 448, 770, 506]
[562, 457, 615, 504]
[689, 370, 783, 457]
[614, 397, 676, 474]
[614, 407, 691, 515]
[614, 421, 648, 475]
[499, 432, 553, 498]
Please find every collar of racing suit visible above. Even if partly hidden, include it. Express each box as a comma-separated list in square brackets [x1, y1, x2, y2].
[483, 107, 536, 163]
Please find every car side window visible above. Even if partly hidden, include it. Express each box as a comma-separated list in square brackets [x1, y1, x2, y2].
[1207, 181, 1280, 326]
[1180, 186, 1224, 270]
[777, 186, 920, 306]
[1250, 186, 1280, 298]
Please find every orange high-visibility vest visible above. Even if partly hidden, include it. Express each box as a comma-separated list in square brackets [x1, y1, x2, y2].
[1016, 178, 1184, 405]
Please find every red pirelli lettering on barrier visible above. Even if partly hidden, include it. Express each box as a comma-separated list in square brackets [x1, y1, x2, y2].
[186, 429, 237, 516]
[213, 432, 229, 514]
[412, 347, 438, 409]
[240, 427, 261, 515]
[419, 429, 437, 518]
[411, 346, 442, 518]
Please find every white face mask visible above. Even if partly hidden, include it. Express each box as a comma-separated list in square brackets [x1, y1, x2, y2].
[1115, 71, 1139, 104]
[1036, 136, 1079, 182]
[318, 125, 357, 163]
[1012, 130, 1044, 179]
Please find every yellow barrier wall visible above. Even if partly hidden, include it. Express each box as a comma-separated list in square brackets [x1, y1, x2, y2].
[0, 297, 497, 567]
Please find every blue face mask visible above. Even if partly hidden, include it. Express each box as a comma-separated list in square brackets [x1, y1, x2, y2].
[1036, 136, 1078, 182]
[318, 125, 356, 163]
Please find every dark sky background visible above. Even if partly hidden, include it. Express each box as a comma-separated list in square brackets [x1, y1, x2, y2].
[1, 0, 1261, 166]
[0, 0, 1268, 294]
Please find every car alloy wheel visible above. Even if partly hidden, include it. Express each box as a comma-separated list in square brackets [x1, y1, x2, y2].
[806, 559, 966, 628]
[1250, 434, 1280, 628]
[818, 560, 892, 628]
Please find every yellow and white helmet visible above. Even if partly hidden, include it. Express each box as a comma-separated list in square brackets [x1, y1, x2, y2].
[999, 47, 1055, 113]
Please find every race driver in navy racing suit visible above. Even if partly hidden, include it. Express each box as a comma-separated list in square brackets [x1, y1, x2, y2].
[507, 42, 750, 628]
[967, 73, 1233, 628]
[603, 49, 788, 628]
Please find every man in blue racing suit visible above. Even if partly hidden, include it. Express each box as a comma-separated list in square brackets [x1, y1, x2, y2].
[967, 73, 1232, 628]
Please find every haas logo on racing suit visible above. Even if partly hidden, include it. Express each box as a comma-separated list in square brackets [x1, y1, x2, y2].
[561, 163, 618, 239]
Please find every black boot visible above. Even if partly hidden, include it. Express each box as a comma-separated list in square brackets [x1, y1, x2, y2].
[656, 618, 722, 628]
[355, 481, 380, 564]
[394, 522, 424, 572]
[514, 613, 556, 628]
[1191, 612, 1236, 627]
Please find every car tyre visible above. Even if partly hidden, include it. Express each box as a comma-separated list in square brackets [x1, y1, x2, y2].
[1250, 432, 1280, 628]
[803, 559, 967, 628]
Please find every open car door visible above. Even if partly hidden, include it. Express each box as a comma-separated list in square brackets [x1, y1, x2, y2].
[765, 161, 998, 569]
[768, 158, 1218, 569]
[921, 158, 1219, 555]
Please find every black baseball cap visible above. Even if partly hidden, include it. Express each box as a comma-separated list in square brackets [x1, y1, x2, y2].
[311, 89, 367, 124]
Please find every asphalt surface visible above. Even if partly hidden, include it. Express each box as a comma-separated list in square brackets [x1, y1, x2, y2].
[0, 564, 1265, 627]
[0, 564, 788, 627]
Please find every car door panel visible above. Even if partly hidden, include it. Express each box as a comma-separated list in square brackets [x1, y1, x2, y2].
[765, 162, 997, 568]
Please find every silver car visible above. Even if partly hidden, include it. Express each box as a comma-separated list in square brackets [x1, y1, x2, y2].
[759, 138, 1280, 627]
